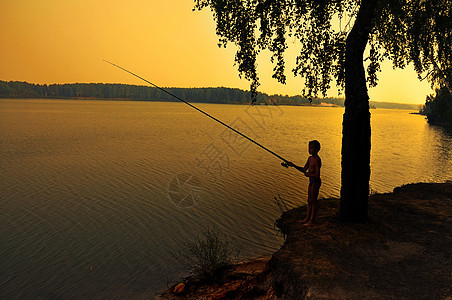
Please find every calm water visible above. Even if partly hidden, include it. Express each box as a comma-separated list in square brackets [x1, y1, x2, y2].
[1, 99, 451, 298]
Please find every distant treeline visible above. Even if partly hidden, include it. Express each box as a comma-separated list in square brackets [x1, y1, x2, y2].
[420, 86, 452, 128]
[369, 101, 420, 110]
[0, 80, 421, 110]
[0, 80, 345, 106]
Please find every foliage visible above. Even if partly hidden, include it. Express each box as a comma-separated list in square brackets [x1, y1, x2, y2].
[172, 227, 240, 282]
[194, 0, 451, 223]
[194, 0, 452, 99]
[421, 86, 452, 127]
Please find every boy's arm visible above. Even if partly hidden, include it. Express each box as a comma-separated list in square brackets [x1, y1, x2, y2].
[293, 160, 309, 173]
[303, 159, 309, 173]
[294, 164, 306, 173]
[283, 161, 307, 173]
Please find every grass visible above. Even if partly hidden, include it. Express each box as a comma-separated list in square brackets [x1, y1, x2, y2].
[172, 226, 240, 283]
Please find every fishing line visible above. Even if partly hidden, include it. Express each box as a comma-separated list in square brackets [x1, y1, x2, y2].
[104, 60, 291, 164]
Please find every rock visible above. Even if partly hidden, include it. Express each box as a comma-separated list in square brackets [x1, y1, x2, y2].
[173, 283, 185, 294]
[160, 183, 451, 299]
[211, 292, 226, 299]
[271, 182, 452, 299]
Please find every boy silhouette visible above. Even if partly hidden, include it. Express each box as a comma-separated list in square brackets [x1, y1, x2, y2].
[284, 140, 322, 226]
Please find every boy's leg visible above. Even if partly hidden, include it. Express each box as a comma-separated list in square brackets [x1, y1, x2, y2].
[305, 183, 320, 226]
[300, 205, 312, 223]
[305, 199, 318, 226]
[299, 184, 312, 223]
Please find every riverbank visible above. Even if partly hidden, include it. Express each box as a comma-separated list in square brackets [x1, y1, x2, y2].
[160, 182, 451, 299]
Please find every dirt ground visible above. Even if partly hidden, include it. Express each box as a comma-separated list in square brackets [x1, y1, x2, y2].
[160, 182, 451, 299]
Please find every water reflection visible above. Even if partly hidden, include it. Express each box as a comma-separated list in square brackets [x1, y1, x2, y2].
[427, 124, 452, 181]
[0, 99, 451, 298]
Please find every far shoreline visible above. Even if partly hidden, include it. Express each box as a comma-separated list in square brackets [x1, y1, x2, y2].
[1, 97, 423, 111]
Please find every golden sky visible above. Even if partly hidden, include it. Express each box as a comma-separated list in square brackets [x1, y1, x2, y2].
[0, 0, 432, 104]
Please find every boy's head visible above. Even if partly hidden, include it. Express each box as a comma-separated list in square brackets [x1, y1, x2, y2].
[308, 140, 321, 154]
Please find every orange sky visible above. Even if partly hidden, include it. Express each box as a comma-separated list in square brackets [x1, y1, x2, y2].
[0, 0, 432, 104]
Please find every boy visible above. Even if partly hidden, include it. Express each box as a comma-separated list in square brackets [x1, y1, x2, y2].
[284, 140, 322, 226]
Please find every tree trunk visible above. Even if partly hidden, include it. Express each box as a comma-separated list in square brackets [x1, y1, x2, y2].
[340, 0, 376, 223]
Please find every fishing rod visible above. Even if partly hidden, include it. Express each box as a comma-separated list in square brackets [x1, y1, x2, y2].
[103, 60, 291, 165]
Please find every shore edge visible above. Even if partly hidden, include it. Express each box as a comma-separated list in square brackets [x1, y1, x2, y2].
[160, 182, 452, 299]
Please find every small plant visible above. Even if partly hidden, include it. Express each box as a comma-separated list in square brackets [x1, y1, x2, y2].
[369, 187, 378, 196]
[172, 226, 240, 282]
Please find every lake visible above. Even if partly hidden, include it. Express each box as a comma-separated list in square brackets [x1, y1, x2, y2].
[1, 99, 451, 298]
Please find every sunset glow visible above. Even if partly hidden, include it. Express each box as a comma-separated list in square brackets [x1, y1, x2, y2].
[0, 0, 432, 104]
